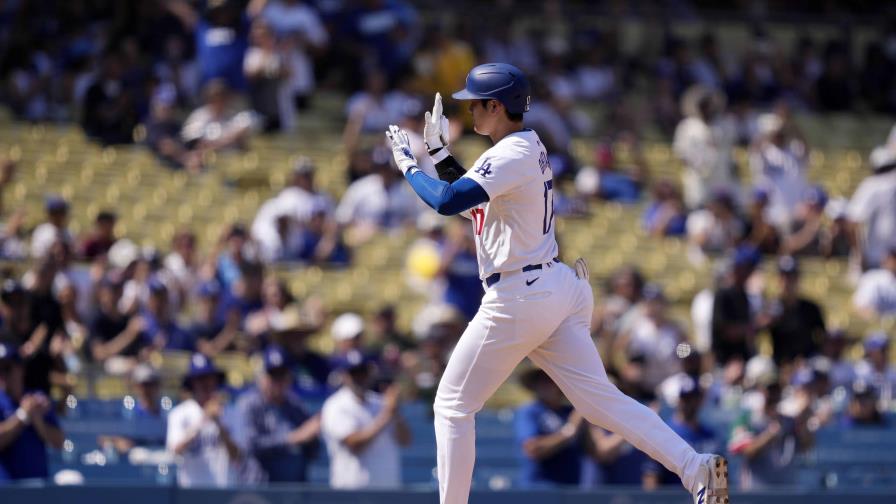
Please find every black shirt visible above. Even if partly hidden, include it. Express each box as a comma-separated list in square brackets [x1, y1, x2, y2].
[88, 310, 143, 358]
[711, 286, 754, 364]
[769, 298, 825, 365]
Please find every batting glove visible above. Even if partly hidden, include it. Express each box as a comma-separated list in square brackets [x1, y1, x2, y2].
[386, 125, 419, 175]
[424, 92, 450, 160]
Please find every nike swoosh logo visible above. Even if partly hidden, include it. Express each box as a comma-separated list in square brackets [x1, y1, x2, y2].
[525, 277, 540, 286]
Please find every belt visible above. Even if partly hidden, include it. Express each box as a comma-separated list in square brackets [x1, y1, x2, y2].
[484, 258, 560, 288]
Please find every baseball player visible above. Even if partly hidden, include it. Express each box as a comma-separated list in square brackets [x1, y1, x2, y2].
[385, 63, 728, 504]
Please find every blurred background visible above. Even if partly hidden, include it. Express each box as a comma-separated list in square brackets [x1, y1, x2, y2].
[0, 0, 895, 502]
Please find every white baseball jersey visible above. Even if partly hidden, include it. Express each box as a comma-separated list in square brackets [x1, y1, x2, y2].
[461, 129, 559, 279]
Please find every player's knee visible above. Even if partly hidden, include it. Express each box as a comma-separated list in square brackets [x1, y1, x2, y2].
[433, 394, 476, 422]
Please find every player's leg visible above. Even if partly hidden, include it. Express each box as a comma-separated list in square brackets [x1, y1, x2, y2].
[434, 289, 564, 504]
[527, 273, 715, 497]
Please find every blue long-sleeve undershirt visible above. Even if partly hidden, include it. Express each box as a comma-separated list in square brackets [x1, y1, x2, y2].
[404, 169, 490, 215]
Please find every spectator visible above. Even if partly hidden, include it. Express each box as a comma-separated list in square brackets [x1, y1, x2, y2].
[235, 346, 320, 482]
[690, 261, 729, 355]
[686, 190, 745, 258]
[340, 0, 419, 85]
[261, 0, 329, 111]
[437, 221, 482, 322]
[842, 379, 886, 427]
[166, 353, 241, 487]
[673, 85, 738, 209]
[214, 224, 254, 291]
[144, 85, 202, 172]
[88, 279, 146, 370]
[320, 351, 411, 489]
[164, 230, 200, 300]
[656, 376, 718, 486]
[767, 256, 826, 367]
[592, 266, 644, 354]
[342, 70, 403, 153]
[854, 332, 896, 408]
[743, 189, 781, 254]
[616, 284, 686, 394]
[243, 20, 293, 131]
[0, 342, 64, 481]
[30, 196, 72, 260]
[335, 150, 420, 244]
[515, 368, 585, 488]
[17, 262, 67, 394]
[727, 382, 812, 489]
[166, 0, 269, 92]
[712, 245, 761, 366]
[853, 245, 896, 319]
[329, 312, 366, 366]
[142, 280, 193, 352]
[642, 180, 688, 237]
[820, 198, 852, 258]
[589, 418, 655, 488]
[78, 210, 118, 261]
[244, 277, 310, 343]
[181, 79, 255, 155]
[191, 281, 241, 357]
[81, 51, 139, 145]
[782, 186, 829, 256]
[98, 363, 168, 454]
[847, 145, 896, 270]
[575, 142, 646, 204]
[271, 308, 329, 398]
[749, 112, 810, 230]
[819, 329, 856, 390]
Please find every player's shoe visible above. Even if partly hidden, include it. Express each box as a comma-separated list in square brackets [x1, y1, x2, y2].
[690, 454, 729, 504]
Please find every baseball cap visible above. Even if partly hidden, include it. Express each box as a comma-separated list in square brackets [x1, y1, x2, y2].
[752, 187, 769, 204]
[45, 195, 69, 213]
[132, 363, 160, 385]
[869, 145, 896, 173]
[331, 313, 364, 342]
[851, 378, 877, 398]
[777, 255, 800, 276]
[864, 331, 889, 352]
[744, 355, 777, 389]
[292, 156, 315, 176]
[732, 244, 761, 269]
[182, 353, 225, 388]
[263, 345, 291, 373]
[803, 185, 828, 209]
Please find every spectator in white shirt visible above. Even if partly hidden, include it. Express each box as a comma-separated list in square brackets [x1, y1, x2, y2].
[30, 196, 73, 260]
[335, 150, 420, 245]
[181, 79, 255, 154]
[847, 145, 896, 270]
[261, 0, 328, 110]
[673, 85, 739, 209]
[749, 112, 810, 230]
[854, 332, 896, 409]
[243, 20, 294, 132]
[320, 350, 411, 489]
[853, 246, 896, 319]
[166, 354, 242, 488]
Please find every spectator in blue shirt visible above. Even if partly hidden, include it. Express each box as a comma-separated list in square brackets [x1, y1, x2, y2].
[515, 368, 585, 488]
[191, 281, 241, 357]
[166, 0, 270, 91]
[642, 180, 688, 237]
[235, 345, 320, 482]
[0, 342, 64, 481]
[439, 223, 483, 321]
[656, 376, 718, 486]
[142, 280, 193, 351]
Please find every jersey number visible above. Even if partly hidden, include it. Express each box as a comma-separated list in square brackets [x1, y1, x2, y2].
[471, 208, 485, 236]
[542, 179, 555, 234]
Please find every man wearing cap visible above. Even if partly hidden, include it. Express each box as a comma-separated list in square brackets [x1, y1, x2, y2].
[712, 245, 761, 365]
[30, 195, 73, 260]
[847, 145, 896, 270]
[142, 280, 193, 351]
[234, 346, 320, 482]
[514, 368, 584, 488]
[842, 379, 885, 427]
[191, 280, 241, 357]
[767, 256, 826, 367]
[0, 342, 64, 481]
[329, 312, 367, 369]
[655, 377, 718, 487]
[166, 353, 241, 487]
[853, 246, 896, 319]
[320, 350, 411, 489]
[854, 332, 896, 408]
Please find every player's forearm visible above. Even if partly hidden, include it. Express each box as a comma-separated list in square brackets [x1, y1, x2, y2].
[342, 412, 393, 453]
[404, 170, 488, 215]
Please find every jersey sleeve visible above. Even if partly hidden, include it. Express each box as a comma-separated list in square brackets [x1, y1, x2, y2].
[462, 153, 524, 200]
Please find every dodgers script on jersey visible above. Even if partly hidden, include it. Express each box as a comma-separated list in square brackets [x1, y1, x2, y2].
[461, 129, 559, 279]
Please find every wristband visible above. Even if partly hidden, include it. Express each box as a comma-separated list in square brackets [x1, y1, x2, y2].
[15, 407, 30, 425]
[429, 148, 450, 163]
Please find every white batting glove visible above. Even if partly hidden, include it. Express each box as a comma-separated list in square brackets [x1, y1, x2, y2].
[424, 92, 450, 158]
[385, 125, 419, 176]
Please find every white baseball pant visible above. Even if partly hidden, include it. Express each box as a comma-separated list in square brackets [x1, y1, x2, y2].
[433, 261, 703, 503]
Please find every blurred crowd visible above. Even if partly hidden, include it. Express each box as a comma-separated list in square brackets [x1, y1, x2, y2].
[0, 0, 895, 493]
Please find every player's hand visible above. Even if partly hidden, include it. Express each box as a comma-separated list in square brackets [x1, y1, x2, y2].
[385, 125, 418, 175]
[424, 92, 450, 154]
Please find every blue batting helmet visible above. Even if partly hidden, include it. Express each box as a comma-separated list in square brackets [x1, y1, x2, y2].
[452, 63, 531, 114]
